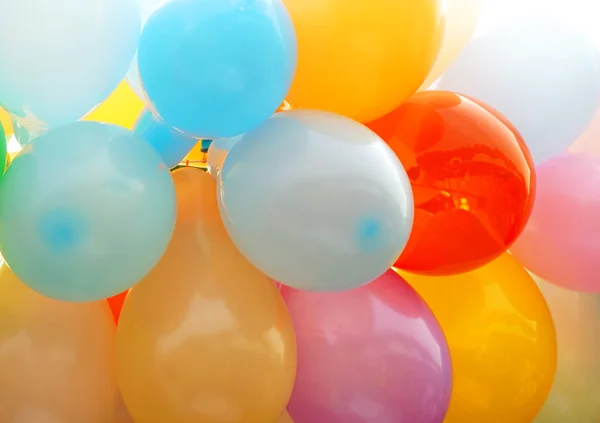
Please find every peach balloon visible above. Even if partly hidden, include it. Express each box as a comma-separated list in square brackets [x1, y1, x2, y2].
[116, 168, 297, 423]
[0, 260, 119, 423]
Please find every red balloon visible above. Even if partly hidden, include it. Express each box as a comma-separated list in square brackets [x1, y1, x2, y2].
[367, 91, 535, 275]
[107, 290, 129, 323]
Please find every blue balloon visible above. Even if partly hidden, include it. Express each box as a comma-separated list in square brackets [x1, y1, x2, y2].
[0, 122, 176, 302]
[0, 0, 141, 142]
[137, 0, 297, 138]
[134, 109, 198, 168]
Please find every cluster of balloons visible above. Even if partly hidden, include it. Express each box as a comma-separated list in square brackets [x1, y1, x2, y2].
[1, 0, 600, 422]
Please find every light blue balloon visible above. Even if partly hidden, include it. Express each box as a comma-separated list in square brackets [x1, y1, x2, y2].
[134, 109, 198, 168]
[137, 0, 297, 138]
[218, 110, 415, 292]
[437, 18, 600, 163]
[0, 0, 141, 142]
[126, 0, 167, 100]
[0, 122, 176, 302]
[207, 135, 243, 177]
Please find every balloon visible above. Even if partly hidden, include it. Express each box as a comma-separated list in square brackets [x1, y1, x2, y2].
[277, 411, 294, 423]
[138, 0, 297, 138]
[420, 0, 482, 90]
[280, 270, 452, 423]
[531, 275, 600, 423]
[116, 168, 296, 423]
[0, 0, 140, 142]
[219, 109, 414, 292]
[133, 109, 198, 169]
[0, 122, 176, 302]
[0, 108, 12, 136]
[108, 291, 129, 323]
[181, 140, 208, 166]
[0, 261, 120, 423]
[113, 395, 134, 423]
[437, 18, 600, 163]
[510, 154, 600, 292]
[126, 0, 169, 101]
[207, 136, 242, 179]
[367, 91, 535, 275]
[0, 122, 6, 174]
[282, 0, 443, 123]
[399, 253, 557, 423]
[570, 107, 600, 156]
[84, 82, 144, 130]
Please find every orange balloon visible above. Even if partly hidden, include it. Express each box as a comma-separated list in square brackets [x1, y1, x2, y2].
[0, 260, 120, 423]
[368, 91, 535, 275]
[398, 254, 557, 423]
[107, 290, 129, 323]
[116, 168, 297, 423]
[282, 0, 443, 122]
[277, 411, 294, 423]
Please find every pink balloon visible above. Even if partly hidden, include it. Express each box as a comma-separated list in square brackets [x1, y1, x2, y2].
[280, 270, 452, 423]
[511, 153, 600, 291]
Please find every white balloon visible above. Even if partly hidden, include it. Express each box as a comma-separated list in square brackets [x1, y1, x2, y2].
[218, 110, 415, 292]
[438, 18, 600, 163]
[126, 0, 169, 100]
[206, 136, 242, 179]
[0, 0, 141, 138]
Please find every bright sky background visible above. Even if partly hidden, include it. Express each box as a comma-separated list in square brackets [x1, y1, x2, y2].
[476, 0, 600, 46]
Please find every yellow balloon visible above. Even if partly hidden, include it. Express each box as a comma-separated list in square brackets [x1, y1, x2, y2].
[116, 168, 297, 423]
[0, 107, 12, 136]
[532, 275, 600, 423]
[84, 81, 144, 129]
[183, 140, 207, 164]
[398, 253, 557, 423]
[0, 261, 119, 423]
[282, 0, 444, 122]
[420, 0, 482, 90]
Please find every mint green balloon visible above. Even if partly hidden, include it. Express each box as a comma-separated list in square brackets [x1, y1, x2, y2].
[0, 122, 176, 302]
[0, 122, 6, 175]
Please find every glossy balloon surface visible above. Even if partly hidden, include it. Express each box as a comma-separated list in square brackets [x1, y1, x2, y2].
[117, 168, 296, 423]
[282, 0, 443, 122]
[206, 136, 242, 179]
[0, 262, 119, 423]
[511, 154, 600, 292]
[368, 91, 535, 275]
[0, 122, 176, 301]
[437, 18, 600, 163]
[281, 270, 452, 423]
[219, 110, 414, 291]
[134, 109, 197, 169]
[138, 0, 297, 138]
[0, 0, 140, 141]
[400, 254, 557, 423]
